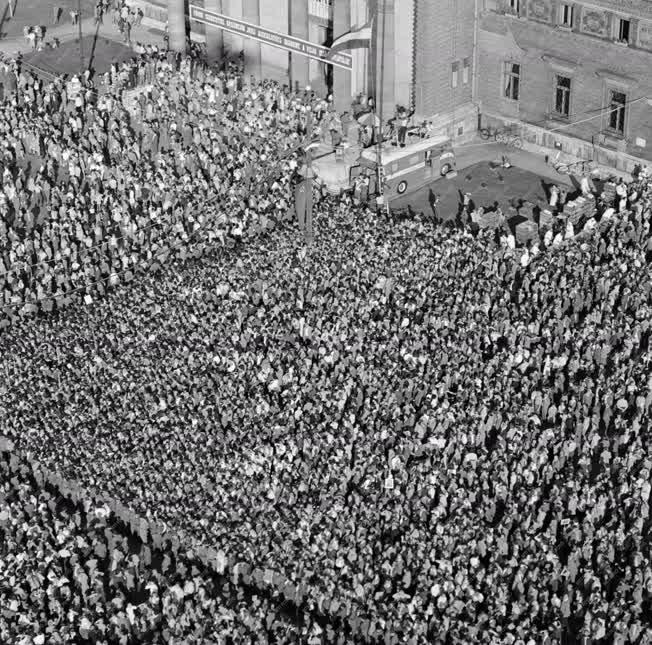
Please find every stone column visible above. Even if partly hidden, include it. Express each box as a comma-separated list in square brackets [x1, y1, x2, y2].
[167, 0, 187, 54]
[373, 0, 395, 121]
[351, 0, 369, 104]
[572, 4, 583, 33]
[289, 0, 310, 91]
[205, 0, 224, 64]
[333, 0, 352, 112]
[243, 0, 262, 80]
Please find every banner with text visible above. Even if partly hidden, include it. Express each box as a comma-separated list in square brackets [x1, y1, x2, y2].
[189, 4, 353, 71]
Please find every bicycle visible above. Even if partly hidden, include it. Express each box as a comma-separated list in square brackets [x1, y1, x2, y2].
[479, 125, 500, 140]
[407, 120, 431, 142]
[496, 132, 524, 148]
[549, 151, 571, 174]
[479, 125, 523, 148]
[553, 158, 597, 175]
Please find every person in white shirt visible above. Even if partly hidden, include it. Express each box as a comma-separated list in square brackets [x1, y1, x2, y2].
[565, 220, 575, 239]
[615, 178, 628, 210]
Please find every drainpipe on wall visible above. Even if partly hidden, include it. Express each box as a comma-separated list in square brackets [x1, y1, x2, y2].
[472, 0, 480, 126]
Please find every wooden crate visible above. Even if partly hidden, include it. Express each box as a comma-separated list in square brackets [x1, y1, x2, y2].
[476, 211, 501, 229]
[602, 181, 617, 200]
[539, 209, 553, 230]
[515, 220, 538, 245]
[563, 200, 579, 215]
[563, 199, 589, 226]
[518, 202, 535, 220]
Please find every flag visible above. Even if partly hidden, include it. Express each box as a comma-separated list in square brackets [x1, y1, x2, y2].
[295, 180, 307, 230]
[305, 175, 313, 242]
[328, 20, 373, 54]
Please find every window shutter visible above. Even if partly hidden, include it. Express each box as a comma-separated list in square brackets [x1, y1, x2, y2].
[451, 62, 459, 89]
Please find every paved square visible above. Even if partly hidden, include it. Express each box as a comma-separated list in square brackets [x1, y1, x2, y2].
[391, 160, 575, 222]
[0, 0, 94, 41]
[23, 33, 135, 77]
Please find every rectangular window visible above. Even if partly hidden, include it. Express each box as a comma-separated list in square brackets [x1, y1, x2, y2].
[554, 75, 571, 117]
[451, 62, 459, 88]
[617, 18, 631, 42]
[463, 58, 470, 84]
[507, 0, 520, 14]
[559, 3, 574, 27]
[503, 62, 520, 100]
[608, 90, 626, 133]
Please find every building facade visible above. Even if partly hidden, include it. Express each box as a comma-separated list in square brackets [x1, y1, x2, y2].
[164, 0, 474, 133]
[476, 0, 652, 169]
[413, 0, 478, 141]
[165, 0, 418, 115]
[188, 0, 473, 132]
[178, 0, 375, 112]
[164, 0, 652, 168]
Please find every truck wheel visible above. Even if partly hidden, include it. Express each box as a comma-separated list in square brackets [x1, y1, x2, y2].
[440, 163, 452, 176]
[397, 180, 408, 195]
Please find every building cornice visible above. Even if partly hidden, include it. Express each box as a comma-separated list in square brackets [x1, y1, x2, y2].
[595, 68, 639, 85]
[541, 53, 580, 73]
[571, 0, 652, 20]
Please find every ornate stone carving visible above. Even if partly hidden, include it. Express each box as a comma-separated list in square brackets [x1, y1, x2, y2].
[639, 19, 652, 48]
[585, 0, 652, 20]
[528, 0, 552, 22]
[581, 9, 609, 36]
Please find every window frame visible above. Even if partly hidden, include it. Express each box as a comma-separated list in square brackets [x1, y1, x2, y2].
[451, 61, 459, 89]
[615, 17, 631, 43]
[607, 89, 627, 135]
[553, 74, 572, 118]
[507, 0, 520, 15]
[503, 61, 521, 102]
[558, 3, 574, 28]
[462, 57, 470, 85]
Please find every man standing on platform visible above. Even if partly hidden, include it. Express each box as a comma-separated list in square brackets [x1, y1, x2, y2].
[396, 107, 414, 147]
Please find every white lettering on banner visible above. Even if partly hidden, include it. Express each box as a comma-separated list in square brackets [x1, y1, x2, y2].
[188, 3, 353, 70]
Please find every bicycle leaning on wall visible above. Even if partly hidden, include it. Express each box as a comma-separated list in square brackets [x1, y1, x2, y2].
[549, 151, 598, 175]
[479, 124, 524, 149]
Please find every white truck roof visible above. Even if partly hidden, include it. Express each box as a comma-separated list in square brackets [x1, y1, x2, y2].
[359, 135, 451, 165]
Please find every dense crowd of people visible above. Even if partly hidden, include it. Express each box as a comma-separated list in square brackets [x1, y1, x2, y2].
[0, 46, 331, 323]
[2, 38, 652, 644]
[0, 450, 335, 644]
[2, 171, 652, 643]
